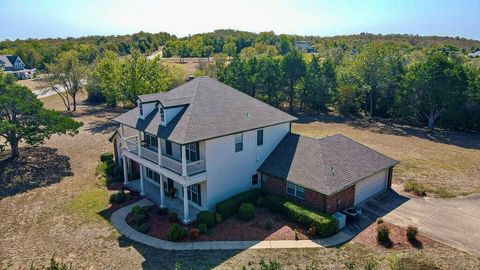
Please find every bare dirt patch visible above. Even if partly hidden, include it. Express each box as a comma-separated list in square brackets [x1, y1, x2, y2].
[293, 115, 480, 197]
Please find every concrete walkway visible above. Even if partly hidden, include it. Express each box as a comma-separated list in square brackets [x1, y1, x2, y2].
[110, 199, 353, 250]
[363, 191, 480, 257]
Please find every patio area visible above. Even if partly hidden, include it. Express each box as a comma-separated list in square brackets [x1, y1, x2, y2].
[125, 179, 200, 223]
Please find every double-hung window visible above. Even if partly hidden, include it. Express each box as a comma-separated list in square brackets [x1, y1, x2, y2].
[146, 167, 160, 184]
[165, 140, 173, 156]
[185, 143, 199, 162]
[160, 107, 165, 123]
[256, 129, 264, 146]
[235, 133, 243, 152]
[144, 133, 158, 150]
[187, 184, 201, 206]
[286, 182, 305, 199]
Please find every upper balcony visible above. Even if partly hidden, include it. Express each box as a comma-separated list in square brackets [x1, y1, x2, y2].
[123, 135, 206, 176]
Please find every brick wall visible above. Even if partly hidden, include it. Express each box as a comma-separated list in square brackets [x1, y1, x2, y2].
[325, 186, 355, 214]
[261, 174, 326, 212]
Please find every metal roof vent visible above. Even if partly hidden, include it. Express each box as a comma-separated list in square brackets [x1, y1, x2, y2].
[246, 113, 251, 117]
[331, 167, 335, 176]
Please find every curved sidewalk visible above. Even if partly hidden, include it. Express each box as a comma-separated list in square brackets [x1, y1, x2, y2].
[110, 199, 353, 250]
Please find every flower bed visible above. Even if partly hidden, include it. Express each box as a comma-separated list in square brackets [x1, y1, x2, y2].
[126, 205, 315, 241]
[353, 222, 432, 250]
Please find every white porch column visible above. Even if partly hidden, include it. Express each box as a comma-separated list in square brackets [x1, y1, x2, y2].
[139, 164, 145, 195]
[157, 137, 162, 166]
[181, 145, 187, 177]
[183, 184, 189, 223]
[122, 155, 128, 185]
[137, 131, 142, 156]
[159, 175, 165, 208]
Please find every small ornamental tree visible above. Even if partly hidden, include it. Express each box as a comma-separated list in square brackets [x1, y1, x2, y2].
[0, 77, 82, 158]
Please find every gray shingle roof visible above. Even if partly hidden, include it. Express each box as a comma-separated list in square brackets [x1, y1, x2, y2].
[258, 133, 398, 196]
[114, 76, 297, 144]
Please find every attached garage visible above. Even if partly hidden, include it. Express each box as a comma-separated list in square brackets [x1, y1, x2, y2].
[258, 133, 397, 214]
[354, 169, 389, 205]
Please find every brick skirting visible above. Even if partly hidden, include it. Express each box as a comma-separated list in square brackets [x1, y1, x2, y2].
[261, 174, 355, 214]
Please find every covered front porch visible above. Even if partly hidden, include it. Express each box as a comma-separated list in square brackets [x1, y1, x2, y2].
[125, 179, 201, 224]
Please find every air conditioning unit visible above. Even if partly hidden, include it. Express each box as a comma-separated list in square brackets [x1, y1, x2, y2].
[332, 212, 346, 230]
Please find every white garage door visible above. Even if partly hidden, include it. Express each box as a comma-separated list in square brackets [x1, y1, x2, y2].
[354, 169, 388, 205]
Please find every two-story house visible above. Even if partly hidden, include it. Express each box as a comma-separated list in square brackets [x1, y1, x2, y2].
[111, 76, 397, 224]
[0, 55, 35, 79]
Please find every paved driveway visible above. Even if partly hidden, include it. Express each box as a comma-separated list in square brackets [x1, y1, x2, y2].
[362, 191, 480, 257]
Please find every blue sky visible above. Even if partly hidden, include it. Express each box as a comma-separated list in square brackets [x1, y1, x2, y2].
[1, 0, 479, 40]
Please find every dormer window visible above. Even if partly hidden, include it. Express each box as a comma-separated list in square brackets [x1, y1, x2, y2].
[160, 107, 165, 122]
[139, 102, 144, 116]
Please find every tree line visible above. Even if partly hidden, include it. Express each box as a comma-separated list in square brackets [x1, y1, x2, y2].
[0, 32, 174, 70]
[196, 43, 480, 131]
[3, 29, 480, 71]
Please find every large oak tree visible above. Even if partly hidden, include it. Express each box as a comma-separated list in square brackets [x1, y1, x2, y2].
[0, 74, 82, 158]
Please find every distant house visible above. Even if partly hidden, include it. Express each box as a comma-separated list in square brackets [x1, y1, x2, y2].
[468, 51, 480, 58]
[0, 55, 35, 79]
[294, 41, 314, 53]
[111, 76, 398, 223]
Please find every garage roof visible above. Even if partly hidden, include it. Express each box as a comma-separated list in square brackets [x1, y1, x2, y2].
[258, 133, 398, 196]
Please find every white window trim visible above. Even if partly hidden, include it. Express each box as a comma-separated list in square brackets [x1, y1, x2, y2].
[234, 133, 243, 152]
[138, 101, 144, 119]
[286, 182, 305, 199]
[256, 129, 264, 146]
[159, 107, 165, 124]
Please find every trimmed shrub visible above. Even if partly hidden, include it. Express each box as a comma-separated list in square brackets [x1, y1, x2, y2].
[132, 205, 148, 216]
[256, 197, 267, 207]
[198, 223, 208, 234]
[265, 218, 273, 230]
[196, 211, 215, 228]
[406, 225, 418, 241]
[100, 152, 114, 163]
[215, 189, 262, 219]
[266, 195, 337, 237]
[214, 212, 222, 224]
[188, 228, 200, 240]
[134, 214, 148, 225]
[105, 162, 115, 176]
[112, 165, 123, 177]
[138, 223, 150, 233]
[168, 224, 187, 242]
[377, 224, 390, 242]
[169, 212, 179, 223]
[376, 218, 384, 224]
[238, 203, 255, 221]
[109, 190, 126, 204]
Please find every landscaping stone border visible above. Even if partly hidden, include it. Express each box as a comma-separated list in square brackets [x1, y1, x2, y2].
[110, 199, 353, 250]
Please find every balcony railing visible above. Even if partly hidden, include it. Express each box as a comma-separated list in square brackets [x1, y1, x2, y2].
[141, 146, 158, 163]
[160, 155, 183, 175]
[123, 136, 138, 154]
[123, 135, 206, 176]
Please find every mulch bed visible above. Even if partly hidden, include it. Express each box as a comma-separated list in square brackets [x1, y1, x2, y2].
[105, 188, 142, 217]
[353, 221, 433, 250]
[127, 206, 314, 241]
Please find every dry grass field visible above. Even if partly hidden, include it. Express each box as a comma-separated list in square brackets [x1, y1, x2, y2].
[1, 93, 479, 269]
[292, 114, 480, 197]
